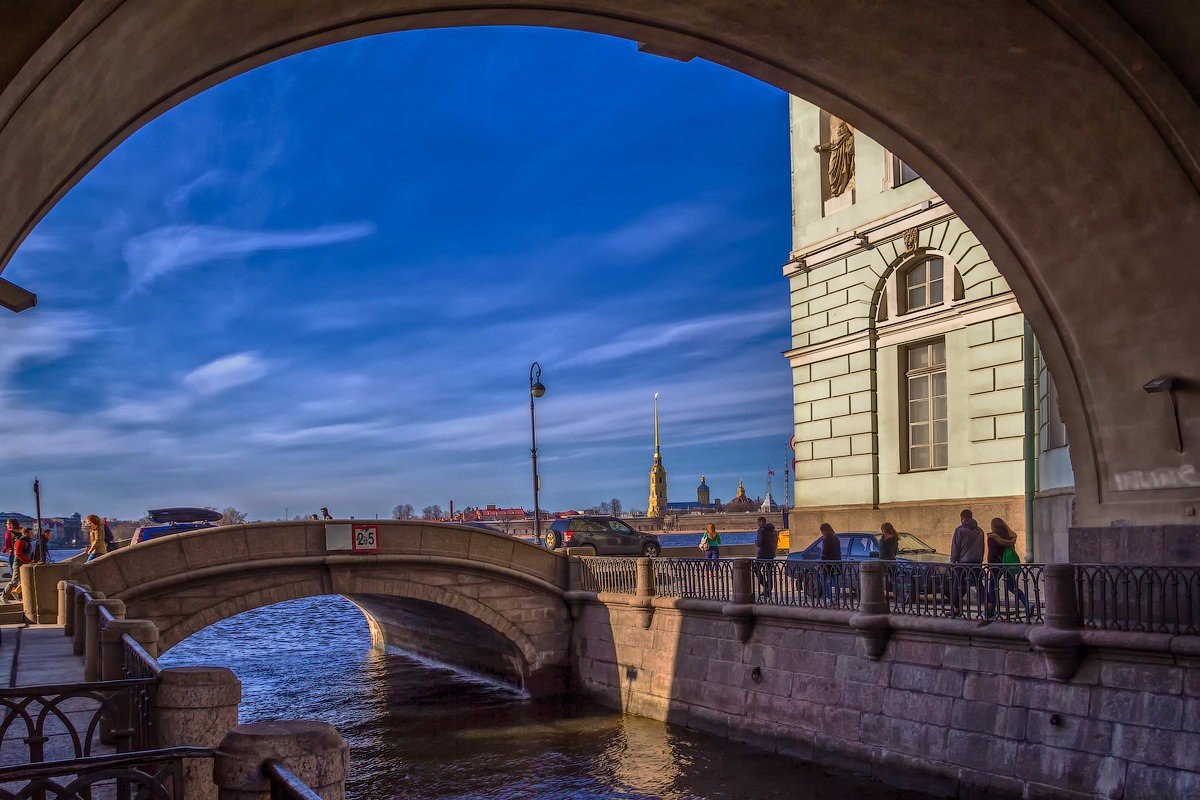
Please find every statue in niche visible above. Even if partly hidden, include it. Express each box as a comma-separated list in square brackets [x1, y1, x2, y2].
[814, 117, 856, 198]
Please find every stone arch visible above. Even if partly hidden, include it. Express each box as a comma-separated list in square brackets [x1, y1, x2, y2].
[2, 3, 1198, 538]
[71, 521, 572, 694]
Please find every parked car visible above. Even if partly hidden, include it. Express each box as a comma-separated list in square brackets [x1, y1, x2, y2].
[131, 507, 224, 544]
[545, 516, 661, 557]
[786, 531, 949, 563]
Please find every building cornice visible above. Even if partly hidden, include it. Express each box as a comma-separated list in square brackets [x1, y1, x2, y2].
[782, 198, 955, 277]
[783, 293, 1022, 366]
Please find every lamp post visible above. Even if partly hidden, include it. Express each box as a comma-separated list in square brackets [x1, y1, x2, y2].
[529, 362, 546, 545]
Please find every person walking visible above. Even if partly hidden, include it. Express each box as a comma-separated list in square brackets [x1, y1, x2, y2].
[700, 523, 721, 561]
[984, 517, 1033, 620]
[2, 528, 32, 600]
[754, 516, 778, 601]
[949, 509, 984, 616]
[84, 514, 107, 562]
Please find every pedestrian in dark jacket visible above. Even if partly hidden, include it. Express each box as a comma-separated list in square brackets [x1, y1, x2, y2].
[754, 517, 778, 601]
[818, 523, 843, 601]
[949, 509, 984, 615]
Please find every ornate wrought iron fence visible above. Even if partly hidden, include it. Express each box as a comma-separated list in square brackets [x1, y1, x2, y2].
[0, 677, 158, 764]
[883, 563, 1044, 622]
[0, 745, 211, 800]
[653, 558, 733, 601]
[264, 759, 324, 800]
[576, 557, 637, 594]
[1075, 565, 1200, 635]
[758, 561, 861, 610]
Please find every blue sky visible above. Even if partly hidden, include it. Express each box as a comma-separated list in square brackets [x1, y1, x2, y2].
[0, 27, 791, 521]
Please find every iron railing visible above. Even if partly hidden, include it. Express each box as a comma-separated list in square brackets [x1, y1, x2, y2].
[0, 678, 157, 763]
[760, 560, 861, 610]
[885, 562, 1044, 623]
[1075, 564, 1200, 635]
[653, 558, 733, 601]
[0, 745, 211, 800]
[264, 759, 324, 800]
[576, 557, 637, 594]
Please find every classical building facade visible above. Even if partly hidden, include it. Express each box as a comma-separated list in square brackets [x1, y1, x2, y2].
[785, 98, 1074, 557]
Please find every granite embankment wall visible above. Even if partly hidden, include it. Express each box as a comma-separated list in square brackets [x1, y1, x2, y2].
[571, 596, 1200, 799]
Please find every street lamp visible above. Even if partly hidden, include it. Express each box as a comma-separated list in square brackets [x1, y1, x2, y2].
[529, 362, 546, 545]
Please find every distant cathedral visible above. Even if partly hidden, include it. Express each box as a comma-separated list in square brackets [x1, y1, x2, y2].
[647, 393, 667, 517]
[696, 475, 710, 505]
[724, 479, 758, 513]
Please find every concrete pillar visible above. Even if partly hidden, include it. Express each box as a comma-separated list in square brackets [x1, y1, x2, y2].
[60, 581, 77, 632]
[850, 561, 891, 659]
[155, 667, 242, 800]
[74, 588, 103, 655]
[21, 563, 73, 624]
[634, 557, 655, 598]
[213, 720, 348, 800]
[1027, 563, 1083, 680]
[99, 619, 159, 746]
[84, 597, 125, 681]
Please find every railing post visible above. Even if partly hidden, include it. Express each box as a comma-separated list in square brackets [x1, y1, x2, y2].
[73, 588, 101, 655]
[22, 562, 74, 624]
[99, 619, 158, 746]
[85, 597, 125, 681]
[60, 581, 77, 633]
[1027, 563, 1083, 680]
[156, 667, 243, 800]
[213, 720, 348, 800]
[850, 562, 891, 659]
[723, 559, 756, 642]
[629, 557, 655, 629]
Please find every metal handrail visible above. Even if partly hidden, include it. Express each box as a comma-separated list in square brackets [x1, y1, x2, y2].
[763, 560, 862, 610]
[653, 558, 733, 601]
[264, 759, 324, 800]
[0, 745, 213, 800]
[1075, 564, 1200, 635]
[576, 557, 638, 594]
[885, 562, 1045, 623]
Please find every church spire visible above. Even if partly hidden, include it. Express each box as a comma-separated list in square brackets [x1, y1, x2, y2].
[648, 392, 667, 517]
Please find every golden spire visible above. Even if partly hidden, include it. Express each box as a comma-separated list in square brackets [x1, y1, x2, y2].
[653, 392, 661, 460]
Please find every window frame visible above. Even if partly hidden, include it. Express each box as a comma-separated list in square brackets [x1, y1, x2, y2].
[902, 338, 949, 472]
[901, 256, 947, 314]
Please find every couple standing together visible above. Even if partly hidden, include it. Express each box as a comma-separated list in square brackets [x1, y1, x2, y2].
[949, 508, 1032, 619]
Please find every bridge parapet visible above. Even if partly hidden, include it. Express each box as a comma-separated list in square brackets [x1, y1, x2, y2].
[72, 520, 566, 600]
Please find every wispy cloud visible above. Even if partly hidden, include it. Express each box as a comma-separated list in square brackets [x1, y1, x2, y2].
[0, 310, 102, 378]
[165, 169, 224, 214]
[182, 352, 270, 396]
[562, 308, 786, 366]
[123, 222, 376, 291]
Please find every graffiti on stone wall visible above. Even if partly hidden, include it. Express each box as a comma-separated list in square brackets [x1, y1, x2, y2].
[1113, 464, 1199, 491]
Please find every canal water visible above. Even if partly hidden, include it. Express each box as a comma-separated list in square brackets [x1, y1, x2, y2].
[161, 596, 931, 800]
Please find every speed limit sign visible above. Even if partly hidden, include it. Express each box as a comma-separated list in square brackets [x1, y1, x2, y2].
[351, 524, 380, 553]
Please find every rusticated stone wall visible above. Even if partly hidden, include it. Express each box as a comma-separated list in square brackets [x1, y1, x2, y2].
[572, 598, 1200, 798]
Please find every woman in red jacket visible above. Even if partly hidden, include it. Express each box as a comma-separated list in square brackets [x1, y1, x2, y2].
[2, 528, 32, 601]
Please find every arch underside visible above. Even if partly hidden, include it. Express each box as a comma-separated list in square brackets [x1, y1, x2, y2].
[0, 1, 1198, 534]
[122, 563, 571, 696]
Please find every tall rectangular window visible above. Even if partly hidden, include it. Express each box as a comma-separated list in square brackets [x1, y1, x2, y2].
[906, 340, 948, 470]
[893, 157, 919, 186]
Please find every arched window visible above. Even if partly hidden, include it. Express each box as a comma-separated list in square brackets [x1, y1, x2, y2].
[903, 257, 945, 312]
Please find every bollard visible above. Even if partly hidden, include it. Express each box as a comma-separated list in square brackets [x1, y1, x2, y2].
[74, 589, 102, 656]
[99, 619, 159, 745]
[213, 720, 348, 800]
[1027, 563, 1083, 680]
[84, 598, 125, 681]
[60, 582, 77, 633]
[22, 563, 74, 624]
[155, 667, 242, 800]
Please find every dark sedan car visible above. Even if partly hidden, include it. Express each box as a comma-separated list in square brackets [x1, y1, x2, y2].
[545, 516, 661, 557]
[131, 507, 224, 544]
[786, 531, 949, 563]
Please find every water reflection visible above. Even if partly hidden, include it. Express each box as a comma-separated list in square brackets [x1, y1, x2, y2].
[163, 596, 929, 799]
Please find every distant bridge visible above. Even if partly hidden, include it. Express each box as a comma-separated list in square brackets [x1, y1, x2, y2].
[72, 521, 572, 695]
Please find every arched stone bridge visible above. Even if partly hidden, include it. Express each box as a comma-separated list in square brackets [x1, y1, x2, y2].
[71, 521, 572, 696]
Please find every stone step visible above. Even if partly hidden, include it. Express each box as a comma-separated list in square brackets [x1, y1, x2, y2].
[0, 601, 25, 624]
